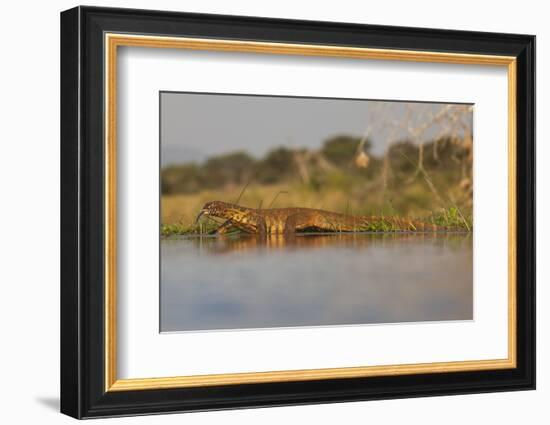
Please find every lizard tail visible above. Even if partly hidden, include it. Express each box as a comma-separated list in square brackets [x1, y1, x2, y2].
[358, 216, 469, 233]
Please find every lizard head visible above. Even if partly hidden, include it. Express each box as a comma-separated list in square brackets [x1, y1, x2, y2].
[195, 201, 245, 223]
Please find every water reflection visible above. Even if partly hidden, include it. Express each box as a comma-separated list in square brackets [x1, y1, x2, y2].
[171, 232, 470, 255]
[161, 233, 472, 332]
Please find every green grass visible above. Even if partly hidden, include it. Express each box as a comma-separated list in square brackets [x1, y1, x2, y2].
[429, 207, 473, 231]
[161, 220, 221, 237]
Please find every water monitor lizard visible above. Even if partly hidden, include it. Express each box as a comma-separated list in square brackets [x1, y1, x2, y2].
[195, 201, 467, 236]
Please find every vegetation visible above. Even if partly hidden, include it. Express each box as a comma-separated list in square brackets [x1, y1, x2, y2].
[161, 133, 473, 236]
[161, 220, 222, 237]
[321, 135, 369, 167]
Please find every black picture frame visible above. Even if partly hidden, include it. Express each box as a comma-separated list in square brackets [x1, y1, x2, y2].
[61, 5, 535, 419]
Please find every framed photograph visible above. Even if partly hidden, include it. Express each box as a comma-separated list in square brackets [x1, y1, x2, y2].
[60, 6, 535, 419]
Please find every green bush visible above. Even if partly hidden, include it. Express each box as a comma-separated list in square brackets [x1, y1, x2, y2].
[256, 147, 296, 184]
[202, 151, 255, 188]
[321, 135, 370, 166]
[161, 164, 203, 194]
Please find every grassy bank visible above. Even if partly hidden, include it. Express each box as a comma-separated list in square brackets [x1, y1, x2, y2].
[162, 180, 471, 222]
[161, 183, 472, 237]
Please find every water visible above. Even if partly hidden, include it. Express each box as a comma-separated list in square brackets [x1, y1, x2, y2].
[160, 233, 472, 332]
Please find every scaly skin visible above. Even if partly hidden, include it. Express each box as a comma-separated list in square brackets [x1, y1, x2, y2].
[196, 200, 466, 235]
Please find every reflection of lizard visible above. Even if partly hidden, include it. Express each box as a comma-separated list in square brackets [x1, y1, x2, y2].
[195, 201, 467, 236]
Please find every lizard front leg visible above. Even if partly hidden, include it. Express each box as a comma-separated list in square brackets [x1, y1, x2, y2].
[209, 219, 239, 235]
[216, 215, 267, 236]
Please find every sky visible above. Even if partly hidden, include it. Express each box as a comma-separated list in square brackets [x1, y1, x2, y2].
[160, 92, 472, 167]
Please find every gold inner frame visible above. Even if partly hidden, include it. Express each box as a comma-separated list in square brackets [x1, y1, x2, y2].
[104, 33, 517, 392]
